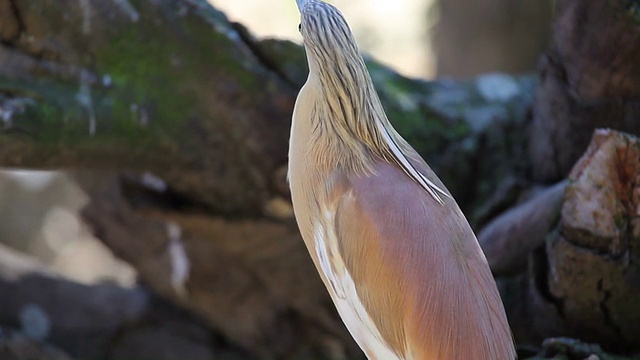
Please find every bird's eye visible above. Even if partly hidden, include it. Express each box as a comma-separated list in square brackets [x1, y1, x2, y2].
[298, 23, 302, 33]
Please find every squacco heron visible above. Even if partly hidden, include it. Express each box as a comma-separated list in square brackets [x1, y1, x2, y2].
[288, 1, 516, 359]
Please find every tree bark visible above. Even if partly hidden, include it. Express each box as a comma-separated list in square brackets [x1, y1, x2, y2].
[482, 2, 640, 355]
[503, 130, 640, 355]
[529, 0, 640, 182]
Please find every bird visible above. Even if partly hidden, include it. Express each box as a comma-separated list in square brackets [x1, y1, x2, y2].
[287, 1, 517, 359]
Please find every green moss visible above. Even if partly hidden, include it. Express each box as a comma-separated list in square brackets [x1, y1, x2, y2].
[0, 78, 88, 142]
[88, 0, 259, 147]
[0, 0, 281, 163]
[96, 29, 194, 139]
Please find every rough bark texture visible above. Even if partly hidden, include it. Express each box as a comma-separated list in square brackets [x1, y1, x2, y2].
[548, 130, 640, 350]
[490, 1, 640, 356]
[502, 131, 640, 356]
[529, 0, 640, 182]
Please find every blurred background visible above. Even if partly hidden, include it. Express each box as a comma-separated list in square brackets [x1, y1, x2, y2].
[212, 0, 553, 78]
[0, 171, 136, 286]
[0, 0, 552, 316]
[4, 0, 640, 358]
[0, 0, 553, 290]
[0, 0, 555, 358]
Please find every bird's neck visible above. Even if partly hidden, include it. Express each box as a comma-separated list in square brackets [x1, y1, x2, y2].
[299, 64, 402, 175]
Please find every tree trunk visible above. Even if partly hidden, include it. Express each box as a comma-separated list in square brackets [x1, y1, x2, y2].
[480, 1, 640, 356]
[529, 0, 640, 182]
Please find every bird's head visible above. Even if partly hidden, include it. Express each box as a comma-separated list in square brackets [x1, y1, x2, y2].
[293, 0, 403, 176]
[295, 0, 362, 77]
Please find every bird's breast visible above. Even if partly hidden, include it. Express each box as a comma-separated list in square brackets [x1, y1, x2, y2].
[289, 80, 405, 359]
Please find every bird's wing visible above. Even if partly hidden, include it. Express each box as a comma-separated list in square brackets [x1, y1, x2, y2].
[333, 160, 515, 360]
[376, 122, 451, 204]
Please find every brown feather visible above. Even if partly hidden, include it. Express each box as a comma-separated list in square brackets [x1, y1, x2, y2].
[334, 161, 515, 359]
[290, 1, 516, 358]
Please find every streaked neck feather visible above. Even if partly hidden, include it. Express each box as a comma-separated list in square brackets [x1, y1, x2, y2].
[305, 63, 450, 204]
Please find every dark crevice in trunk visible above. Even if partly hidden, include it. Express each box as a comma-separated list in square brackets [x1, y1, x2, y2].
[596, 279, 625, 342]
[3, 0, 26, 45]
[532, 245, 565, 318]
